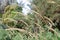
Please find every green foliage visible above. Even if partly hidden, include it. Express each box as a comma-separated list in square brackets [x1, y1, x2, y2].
[0, 0, 60, 40]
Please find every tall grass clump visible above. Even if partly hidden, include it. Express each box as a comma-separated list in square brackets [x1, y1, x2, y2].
[0, 0, 60, 40]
